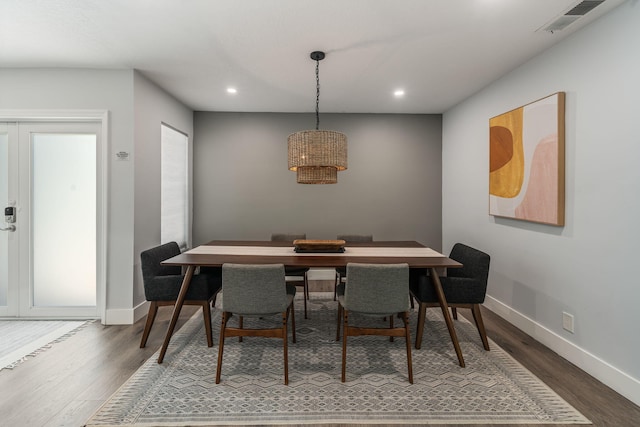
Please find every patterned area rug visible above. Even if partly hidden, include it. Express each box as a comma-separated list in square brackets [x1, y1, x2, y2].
[0, 319, 90, 370]
[86, 293, 589, 426]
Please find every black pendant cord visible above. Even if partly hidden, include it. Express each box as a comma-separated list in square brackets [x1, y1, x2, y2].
[315, 59, 320, 130]
[309, 51, 326, 131]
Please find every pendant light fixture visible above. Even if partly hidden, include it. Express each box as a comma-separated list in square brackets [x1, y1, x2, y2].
[288, 51, 347, 184]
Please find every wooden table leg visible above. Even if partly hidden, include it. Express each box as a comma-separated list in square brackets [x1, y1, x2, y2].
[429, 267, 465, 368]
[157, 265, 195, 364]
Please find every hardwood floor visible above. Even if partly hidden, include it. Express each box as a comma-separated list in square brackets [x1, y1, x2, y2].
[1, 281, 638, 427]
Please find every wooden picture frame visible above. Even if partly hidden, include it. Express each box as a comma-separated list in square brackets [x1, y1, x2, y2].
[489, 92, 565, 226]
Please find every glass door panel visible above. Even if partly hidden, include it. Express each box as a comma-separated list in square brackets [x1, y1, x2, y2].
[31, 133, 97, 307]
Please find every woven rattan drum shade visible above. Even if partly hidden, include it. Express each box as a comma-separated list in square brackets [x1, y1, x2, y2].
[288, 129, 347, 184]
[288, 51, 348, 184]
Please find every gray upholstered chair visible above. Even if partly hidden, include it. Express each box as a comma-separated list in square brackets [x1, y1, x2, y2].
[139, 242, 222, 348]
[410, 243, 491, 351]
[334, 234, 373, 300]
[336, 263, 413, 383]
[271, 233, 310, 318]
[216, 263, 296, 385]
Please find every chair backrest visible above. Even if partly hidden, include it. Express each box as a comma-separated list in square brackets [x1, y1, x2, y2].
[337, 234, 373, 243]
[140, 242, 182, 281]
[271, 233, 306, 242]
[222, 263, 288, 315]
[344, 263, 409, 315]
[447, 243, 490, 286]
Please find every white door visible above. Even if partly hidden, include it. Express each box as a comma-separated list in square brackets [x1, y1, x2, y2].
[0, 121, 102, 318]
[0, 123, 18, 316]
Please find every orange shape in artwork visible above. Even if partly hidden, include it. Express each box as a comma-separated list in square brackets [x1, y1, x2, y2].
[490, 126, 514, 172]
[489, 108, 524, 198]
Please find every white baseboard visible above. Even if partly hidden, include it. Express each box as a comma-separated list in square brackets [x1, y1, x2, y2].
[104, 308, 134, 325]
[105, 301, 149, 325]
[134, 301, 150, 323]
[484, 295, 640, 407]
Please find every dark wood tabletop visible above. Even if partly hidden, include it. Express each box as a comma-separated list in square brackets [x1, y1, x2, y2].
[161, 240, 462, 269]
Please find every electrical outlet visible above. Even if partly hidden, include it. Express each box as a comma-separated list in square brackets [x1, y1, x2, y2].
[562, 312, 575, 333]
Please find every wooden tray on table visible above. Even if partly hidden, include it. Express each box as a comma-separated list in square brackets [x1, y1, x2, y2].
[293, 239, 346, 253]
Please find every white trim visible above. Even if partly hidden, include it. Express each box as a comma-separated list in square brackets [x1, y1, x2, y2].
[0, 109, 108, 122]
[134, 300, 150, 323]
[104, 307, 135, 325]
[484, 295, 640, 406]
[99, 111, 109, 325]
[105, 300, 149, 325]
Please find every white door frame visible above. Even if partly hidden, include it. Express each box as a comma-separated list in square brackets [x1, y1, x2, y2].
[0, 110, 109, 322]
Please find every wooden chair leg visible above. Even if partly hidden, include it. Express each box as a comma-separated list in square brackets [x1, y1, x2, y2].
[281, 312, 289, 385]
[202, 301, 213, 347]
[471, 304, 490, 351]
[452, 307, 458, 320]
[215, 312, 229, 384]
[303, 275, 308, 319]
[140, 301, 158, 348]
[414, 302, 427, 349]
[339, 307, 413, 384]
[238, 315, 243, 342]
[289, 302, 296, 343]
[402, 311, 414, 384]
[333, 272, 339, 301]
[335, 303, 342, 341]
[304, 272, 310, 300]
[341, 308, 348, 382]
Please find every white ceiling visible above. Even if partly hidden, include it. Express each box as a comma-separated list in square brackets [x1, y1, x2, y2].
[0, 0, 625, 114]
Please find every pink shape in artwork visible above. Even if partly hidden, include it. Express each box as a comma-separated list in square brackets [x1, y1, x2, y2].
[515, 134, 558, 223]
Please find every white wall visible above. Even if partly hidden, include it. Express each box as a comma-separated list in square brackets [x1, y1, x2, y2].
[133, 71, 193, 312]
[0, 69, 194, 324]
[442, 1, 640, 404]
[0, 68, 136, 318]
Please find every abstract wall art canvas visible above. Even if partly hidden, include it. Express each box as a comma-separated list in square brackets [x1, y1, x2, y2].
[489, 92, 565, 226]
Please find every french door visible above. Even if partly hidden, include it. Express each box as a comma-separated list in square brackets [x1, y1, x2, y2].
[0, 121, 102, 318]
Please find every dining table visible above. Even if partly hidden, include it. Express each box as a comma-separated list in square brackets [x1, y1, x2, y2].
[158, 240, 466, 367]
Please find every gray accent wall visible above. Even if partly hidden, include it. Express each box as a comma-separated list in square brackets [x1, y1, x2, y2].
[193, 112, 442, 249]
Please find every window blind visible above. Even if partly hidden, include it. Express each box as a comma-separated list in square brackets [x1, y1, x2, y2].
[161, 124, 188, 250]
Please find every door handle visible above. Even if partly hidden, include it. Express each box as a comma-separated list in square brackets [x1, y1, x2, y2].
[0, 225, 16, 232]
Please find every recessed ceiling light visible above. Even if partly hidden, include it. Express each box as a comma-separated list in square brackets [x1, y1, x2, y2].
[226, 87, 237, 94]
[394, 89, 405, 97]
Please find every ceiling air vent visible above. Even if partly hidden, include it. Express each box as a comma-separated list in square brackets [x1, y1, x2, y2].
[565, 0, 605, 16]
[538, 0, 605, 33]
